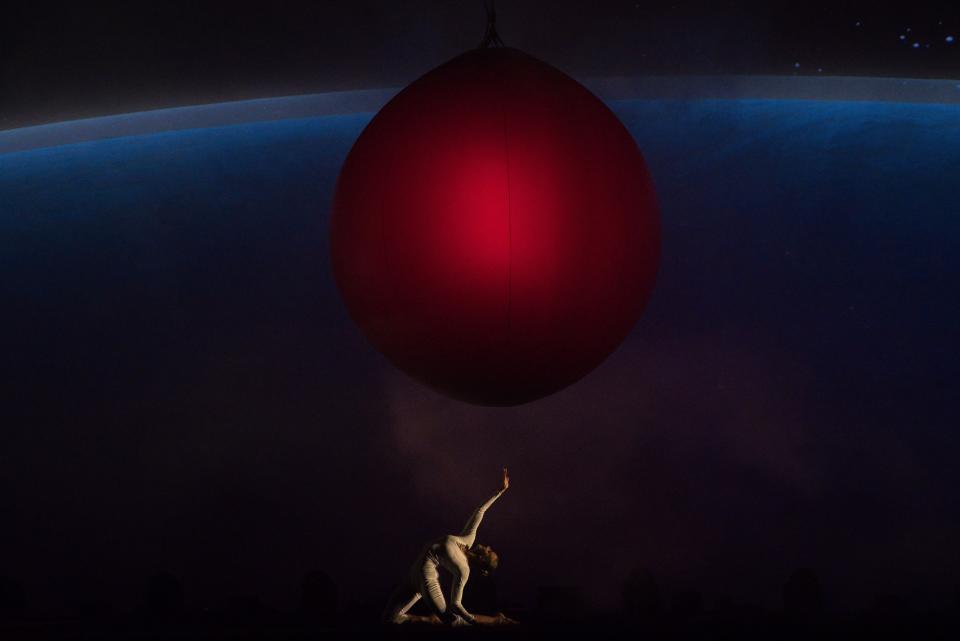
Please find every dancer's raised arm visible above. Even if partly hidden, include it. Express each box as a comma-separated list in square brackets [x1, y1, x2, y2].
[458, 468, 509, 548]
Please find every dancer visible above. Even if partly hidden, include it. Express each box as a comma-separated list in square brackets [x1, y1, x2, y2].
[382, 468, 514, 626]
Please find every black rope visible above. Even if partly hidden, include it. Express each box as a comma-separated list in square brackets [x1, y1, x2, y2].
[479, 0, 505, 48]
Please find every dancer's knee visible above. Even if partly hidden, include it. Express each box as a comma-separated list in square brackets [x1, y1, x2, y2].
[383, 612, 408, 625]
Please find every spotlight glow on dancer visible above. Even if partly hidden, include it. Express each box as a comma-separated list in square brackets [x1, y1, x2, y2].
[382, 468, 516, 626]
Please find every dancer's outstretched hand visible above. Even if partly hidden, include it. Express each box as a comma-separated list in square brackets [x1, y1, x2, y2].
[495, 612, 519, 625]
[503, 467, 510, 491]
[470, 612, 519, 626]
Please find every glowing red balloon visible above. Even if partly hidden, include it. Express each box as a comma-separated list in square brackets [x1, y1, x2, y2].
[330, 47, 660, 406]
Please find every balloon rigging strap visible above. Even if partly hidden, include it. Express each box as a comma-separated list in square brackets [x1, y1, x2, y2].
[479, 0, 505, 48]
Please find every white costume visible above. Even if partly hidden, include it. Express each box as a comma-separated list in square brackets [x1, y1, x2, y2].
[383, 488, 506, 625]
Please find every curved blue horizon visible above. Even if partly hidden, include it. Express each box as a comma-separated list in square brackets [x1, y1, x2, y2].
[3, 74, 960, 155]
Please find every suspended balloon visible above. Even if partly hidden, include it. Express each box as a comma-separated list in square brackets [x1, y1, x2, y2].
[330, 46, 660, 406]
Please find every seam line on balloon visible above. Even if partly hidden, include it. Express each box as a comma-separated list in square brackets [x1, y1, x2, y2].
[500, 91, 513, 346]
[379, 148, 389, 321]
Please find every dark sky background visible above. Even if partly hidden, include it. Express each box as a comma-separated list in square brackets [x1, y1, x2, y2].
[2, 0, 960, 624]
[2, 1, 960, 129]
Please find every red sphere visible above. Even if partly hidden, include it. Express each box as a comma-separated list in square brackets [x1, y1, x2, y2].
[330, 47, 660, 406]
